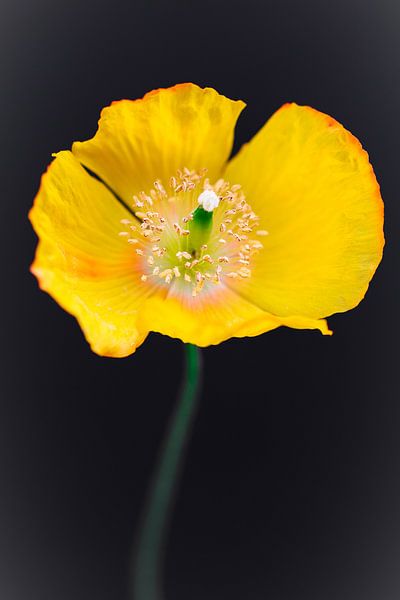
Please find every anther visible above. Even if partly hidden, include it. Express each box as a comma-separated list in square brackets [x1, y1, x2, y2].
[121, 167, 266, 298]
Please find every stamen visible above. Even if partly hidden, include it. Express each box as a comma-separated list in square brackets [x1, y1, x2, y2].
[119, 167, 266, 296]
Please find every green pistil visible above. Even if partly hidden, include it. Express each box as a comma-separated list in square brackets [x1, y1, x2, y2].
[188, 206, 213, 254]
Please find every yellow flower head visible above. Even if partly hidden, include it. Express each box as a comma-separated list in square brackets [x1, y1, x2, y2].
[29, 84, 384, 357]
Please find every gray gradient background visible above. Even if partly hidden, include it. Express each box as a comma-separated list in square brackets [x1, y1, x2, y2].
[1, 0, 399, 598]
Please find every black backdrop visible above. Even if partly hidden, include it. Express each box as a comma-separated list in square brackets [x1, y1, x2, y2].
[2, 0, 399, 599]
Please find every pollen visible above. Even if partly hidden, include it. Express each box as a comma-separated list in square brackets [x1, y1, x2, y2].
[117, 167, 266, 297]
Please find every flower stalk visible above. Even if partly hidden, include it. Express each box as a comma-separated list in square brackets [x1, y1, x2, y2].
[132, 344, 202, 600]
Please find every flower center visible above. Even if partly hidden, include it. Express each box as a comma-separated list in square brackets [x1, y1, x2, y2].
[118, 168, 267, 297]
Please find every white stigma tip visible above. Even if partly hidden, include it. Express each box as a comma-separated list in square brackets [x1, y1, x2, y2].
[198, 190, 220, 212]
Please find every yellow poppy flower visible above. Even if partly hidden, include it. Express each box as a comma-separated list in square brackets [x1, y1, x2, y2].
[29, 83, 384, 358]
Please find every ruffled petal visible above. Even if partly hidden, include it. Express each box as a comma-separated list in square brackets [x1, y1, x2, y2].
[225, 103, 384, 319]
[138, 284, 331, 347]
[72, 83, 245, 204]
[29, 151, 150, 357]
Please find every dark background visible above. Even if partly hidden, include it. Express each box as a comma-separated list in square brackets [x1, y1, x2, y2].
[1, 0, 399, 598]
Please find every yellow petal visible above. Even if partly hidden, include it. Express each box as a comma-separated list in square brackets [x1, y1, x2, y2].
[139, 284, 331, 347]
[72, 83, 245, 203]
[29, 151, 150, 357]
[225, 103, 384, 319]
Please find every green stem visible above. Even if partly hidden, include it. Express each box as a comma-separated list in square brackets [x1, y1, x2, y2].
[132, 344, 202, 600]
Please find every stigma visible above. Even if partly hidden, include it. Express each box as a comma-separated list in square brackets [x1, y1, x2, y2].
[118, 168, 267, 297]
[197, 189, 220, 212]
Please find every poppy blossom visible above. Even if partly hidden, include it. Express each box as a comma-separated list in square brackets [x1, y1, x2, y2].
[29, 83, 384, 357]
